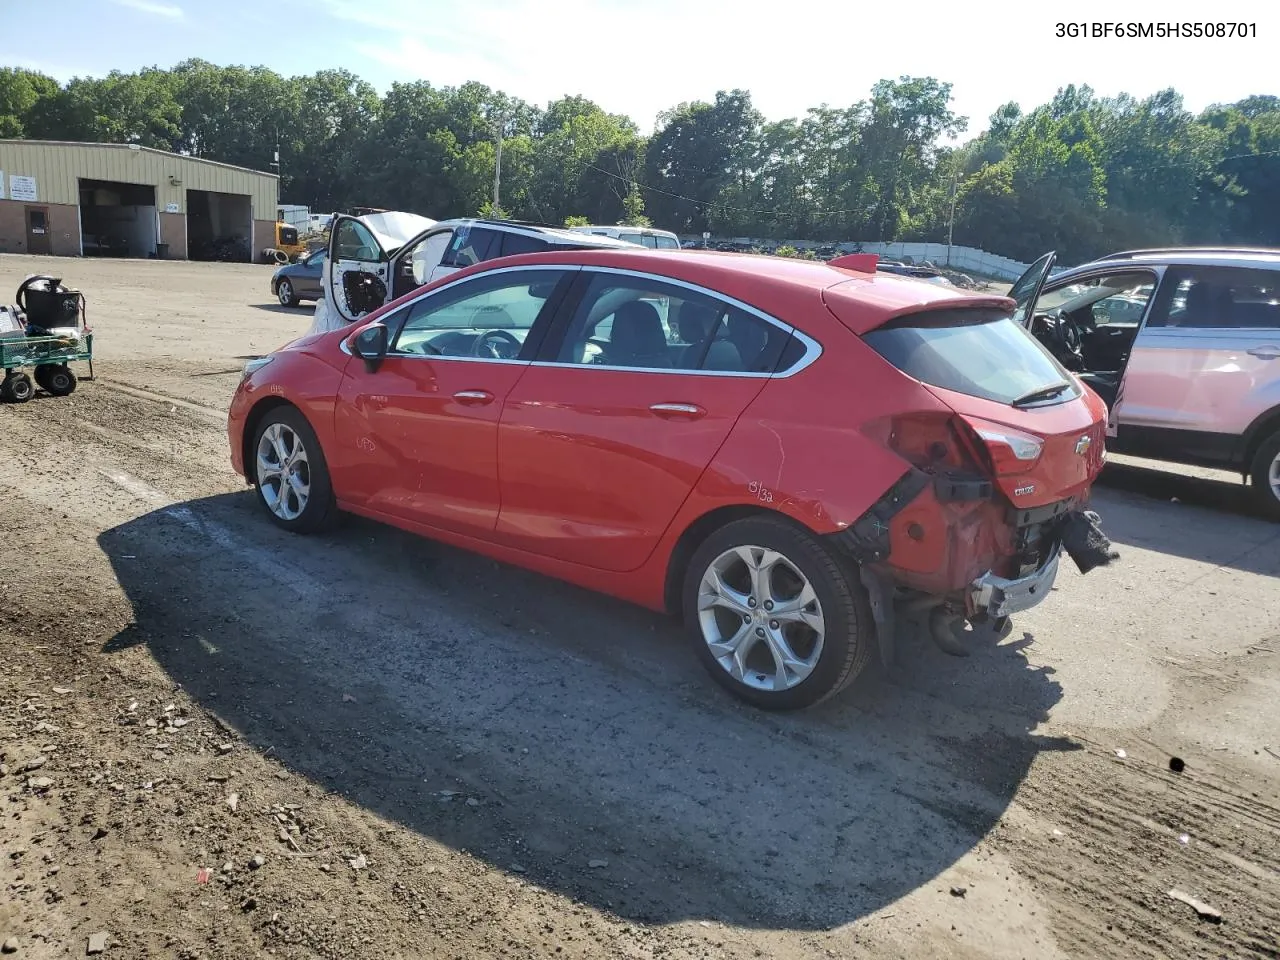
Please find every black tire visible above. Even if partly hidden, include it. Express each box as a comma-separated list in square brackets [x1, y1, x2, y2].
[681, 515, 873, 710]
[250, 406, 338, 534]
[32, 365, 52, 392]
[43, 365, 76, 397]
[1249, 430, 1280, 521]
[277, 279, 299, 307]
[1, 372, 34, 404]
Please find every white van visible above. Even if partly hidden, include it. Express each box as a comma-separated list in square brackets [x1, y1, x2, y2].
[567, 225, 681, 249]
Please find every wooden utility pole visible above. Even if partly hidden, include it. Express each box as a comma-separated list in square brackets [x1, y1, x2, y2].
[492, 113, 510, 213]
[946, 167, 960, 266]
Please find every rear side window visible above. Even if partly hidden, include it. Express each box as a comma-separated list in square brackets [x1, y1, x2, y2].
[1147, 265, 1280, 329]
[864, 307, 1077, 405]
[554, 273, 790, 373]
[655, 235, 679, 249]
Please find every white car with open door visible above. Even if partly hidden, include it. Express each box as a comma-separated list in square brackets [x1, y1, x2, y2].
[322, 214, 636, 324]
[1014, 247, 1280, 517]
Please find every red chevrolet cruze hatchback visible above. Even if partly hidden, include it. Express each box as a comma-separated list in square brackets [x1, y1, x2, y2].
[228, 249, 1115, 709]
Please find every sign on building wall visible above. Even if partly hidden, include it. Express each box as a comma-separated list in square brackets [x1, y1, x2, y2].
[165, 202, 181, 214]
[8, 175, 37, 202]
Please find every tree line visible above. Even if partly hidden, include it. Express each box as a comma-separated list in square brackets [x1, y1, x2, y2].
[2, 60, 1277, 264]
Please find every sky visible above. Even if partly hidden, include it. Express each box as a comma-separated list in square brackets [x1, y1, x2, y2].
[4, 0, 1276, 139]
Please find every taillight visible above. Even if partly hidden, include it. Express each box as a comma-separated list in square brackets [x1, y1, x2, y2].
[879, 413, 979, 471]
[959, 415, 1043, 476]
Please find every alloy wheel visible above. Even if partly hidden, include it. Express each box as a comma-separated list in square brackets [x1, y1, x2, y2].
[696, 544, 825, 692]
[278, 281, 293, 305]
[255, 422, 311, 520]
[1270, 449, 1280, 501]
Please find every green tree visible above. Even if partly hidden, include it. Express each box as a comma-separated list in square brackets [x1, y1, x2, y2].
[644, 90, 763, 233]
[0, 67, 59, 138]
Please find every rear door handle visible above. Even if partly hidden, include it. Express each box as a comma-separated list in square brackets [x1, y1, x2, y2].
[1247, 346, 1280, 359]
[649, 402, 705, 419]
[453, 390, 495, 405]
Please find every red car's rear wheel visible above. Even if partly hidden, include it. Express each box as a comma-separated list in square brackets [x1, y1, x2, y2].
[682, 516, 873, 710]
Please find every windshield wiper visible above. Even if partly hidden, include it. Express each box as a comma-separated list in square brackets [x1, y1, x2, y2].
[1012, 381, 1071, 407]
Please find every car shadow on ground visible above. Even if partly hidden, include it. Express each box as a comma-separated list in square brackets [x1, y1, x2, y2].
[249, 303, 314, 316]
[1094, 463, 1280, 576]
[98, 492, 1070, 931]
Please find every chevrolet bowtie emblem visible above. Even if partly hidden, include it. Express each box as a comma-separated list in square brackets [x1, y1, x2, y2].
[1075, 435, 1092, 455]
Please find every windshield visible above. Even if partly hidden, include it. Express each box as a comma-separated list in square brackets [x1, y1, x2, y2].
[864, 307, 1079, 405]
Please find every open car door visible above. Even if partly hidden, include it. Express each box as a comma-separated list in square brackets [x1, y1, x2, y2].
[325, 211, 436, 322]
[1010, 252, 1057, 329]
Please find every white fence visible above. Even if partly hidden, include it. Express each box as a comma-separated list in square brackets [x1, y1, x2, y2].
[680, 237, 1066, 282]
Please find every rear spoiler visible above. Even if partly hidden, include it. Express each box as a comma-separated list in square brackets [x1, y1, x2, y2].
[828, 253, 879, 273]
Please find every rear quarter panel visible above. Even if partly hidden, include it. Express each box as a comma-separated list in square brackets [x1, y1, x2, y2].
[688, 329, 952, 532]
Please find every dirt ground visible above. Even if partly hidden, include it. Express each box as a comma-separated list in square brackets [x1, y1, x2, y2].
[1, 255, 1277, 960]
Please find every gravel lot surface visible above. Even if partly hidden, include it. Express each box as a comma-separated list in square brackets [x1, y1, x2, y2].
[1, 255, 1277, 959]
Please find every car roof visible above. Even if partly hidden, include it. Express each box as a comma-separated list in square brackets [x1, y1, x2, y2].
[568, 224, 680, 236]
[429, 218, 636, 249]
[436, 248, 1012, 333]
[1085, 247, 1280, 270]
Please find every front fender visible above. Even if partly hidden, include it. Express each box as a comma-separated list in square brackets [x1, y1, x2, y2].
[229, 343, 350, 479]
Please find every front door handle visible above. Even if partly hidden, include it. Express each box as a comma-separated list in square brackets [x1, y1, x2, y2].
[649, 402, 705, 419]
[453, 389, 495, 405]
[1247, 346, 1280, 359]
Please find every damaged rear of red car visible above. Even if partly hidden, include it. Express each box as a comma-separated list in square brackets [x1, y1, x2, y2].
[816, 257, 1114, 661]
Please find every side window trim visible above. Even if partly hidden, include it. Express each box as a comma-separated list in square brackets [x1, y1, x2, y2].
[529, 266, 822, 378]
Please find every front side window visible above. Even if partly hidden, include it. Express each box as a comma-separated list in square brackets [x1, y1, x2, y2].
[390, 270, 569, 359]
[1146, 265, 1280, 329]
[333, 220, 380, 260]
[1038, 272, 1156, 326]
[555, 273, 791, 373]
[440, 225, 499, 268]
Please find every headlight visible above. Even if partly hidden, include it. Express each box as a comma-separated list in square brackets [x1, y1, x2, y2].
[242, 356, 273, 379]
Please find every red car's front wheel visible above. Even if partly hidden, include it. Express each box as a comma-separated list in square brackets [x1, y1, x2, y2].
[251, 407, 338, 533]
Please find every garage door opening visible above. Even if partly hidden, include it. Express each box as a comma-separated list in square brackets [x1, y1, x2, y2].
[187, 190, 252, 262]
[78, 179, 158, 258]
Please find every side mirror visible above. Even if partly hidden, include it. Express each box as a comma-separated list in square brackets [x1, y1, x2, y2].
[352, 322, 389, 373]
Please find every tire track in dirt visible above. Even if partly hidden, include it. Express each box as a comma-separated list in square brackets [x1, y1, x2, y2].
[5, 380, 1278, 959]
[2, 378, 1072, 956]
[985, 745, 1280, 959]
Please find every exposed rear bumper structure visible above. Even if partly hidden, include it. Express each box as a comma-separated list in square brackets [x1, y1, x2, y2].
[968, 542, 1062, 618]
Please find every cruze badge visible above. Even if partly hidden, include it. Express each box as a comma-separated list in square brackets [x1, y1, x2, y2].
[1014, 483, 1036, 497]
[1075, 435, 1092, 455]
